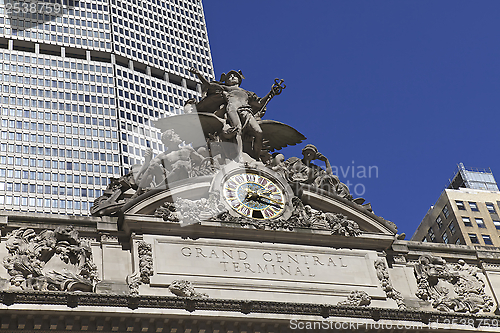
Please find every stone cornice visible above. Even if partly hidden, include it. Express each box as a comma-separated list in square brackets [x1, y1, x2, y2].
[390, 240, 500, 265]
[0, 290, 498, 325]
[0, 212, 101, 233]
[122, 215, 396, 250]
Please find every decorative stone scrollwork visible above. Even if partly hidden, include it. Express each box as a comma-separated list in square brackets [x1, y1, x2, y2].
[414, 255, 494, 313]
[126, 272, 141, 296]
[154, 201, 182, 222]
[91, 172, 138, 217]
[239, 197, 361, 236]
[154, 192, 226, 226]
[374, 259, 406, 309]
[155, 193, 361, 236]
[2, 226, 99, 292]
[337, 290, 371, 306]
[393, 254, 407, 265]
[168, 280, 208, 298]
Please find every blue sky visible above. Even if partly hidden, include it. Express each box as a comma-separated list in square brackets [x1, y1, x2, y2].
[203, 1, 500, 237]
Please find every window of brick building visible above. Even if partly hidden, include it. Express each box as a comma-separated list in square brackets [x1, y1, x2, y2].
[482, 235, 493, 245]
[468, 233, 479, 244]
[442, 205, 450, 218]
[486, 202, 496, 214]
[469, 202, 479, 212]
[462, 217, 472, 227]
[435, 215, 443, 228]
[455, 200, 465, 210]
[475, 218, 485, 228]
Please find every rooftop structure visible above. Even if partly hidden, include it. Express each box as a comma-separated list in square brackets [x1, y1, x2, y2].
[412, 163, 500, 246]
[448, 162, 498, 191]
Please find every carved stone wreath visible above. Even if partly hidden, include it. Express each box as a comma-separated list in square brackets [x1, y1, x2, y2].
[1, 226, 99, 292]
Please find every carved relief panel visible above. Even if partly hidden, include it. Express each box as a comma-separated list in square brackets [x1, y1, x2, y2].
[1, 226, 99, 292]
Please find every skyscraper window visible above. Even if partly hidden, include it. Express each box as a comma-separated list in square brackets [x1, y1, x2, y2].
[0, 0, 214, 215]
[462, 216, 472, 227]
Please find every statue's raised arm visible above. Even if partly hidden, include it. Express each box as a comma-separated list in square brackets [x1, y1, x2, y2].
[189, 67, 211, 89]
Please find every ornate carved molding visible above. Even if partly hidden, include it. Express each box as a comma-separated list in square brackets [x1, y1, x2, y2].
[138, 241, 153, 284]
[154, 192, 224, 226]
[154, 194, 361, 236]
[374, 259, 406, 309]
[100, 233, 119, 243]
[126, 272, 140, 296]
[0, 290, 497, 326]
[482, 262, 500, 272]
[414, 255, 494, 313]
[337, 290, 371, 306]
[393, 254, 407, 265]
[126, 241, 154, 296]
[1, 226, 99, 292]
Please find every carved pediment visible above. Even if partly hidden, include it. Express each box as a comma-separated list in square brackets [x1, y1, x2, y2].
[298, 185, 397, 236]
[117, 168, 396, 237]
[87, 70, 397, 245]
[115, 168, 396, 252]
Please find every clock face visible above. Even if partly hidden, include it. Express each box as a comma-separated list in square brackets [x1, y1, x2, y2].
[223, 172, 285, 220]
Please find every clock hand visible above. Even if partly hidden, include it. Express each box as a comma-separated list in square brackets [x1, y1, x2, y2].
[258, 194, 283, 205]
[242, 187, 283, 207]
[256, 196, 283, 207]
[255, 197, 282, 208]
[243, 189, 259, 201]
[257, 189, 272, 196]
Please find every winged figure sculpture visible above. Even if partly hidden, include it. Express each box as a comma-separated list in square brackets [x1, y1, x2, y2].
[153, 112, 305, 160]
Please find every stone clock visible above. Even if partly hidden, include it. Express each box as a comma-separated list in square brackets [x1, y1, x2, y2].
[211, 162, 294, 221]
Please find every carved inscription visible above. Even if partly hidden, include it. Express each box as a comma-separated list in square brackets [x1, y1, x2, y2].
[179, 246, 348, 278]
[152, 238, 384, 301]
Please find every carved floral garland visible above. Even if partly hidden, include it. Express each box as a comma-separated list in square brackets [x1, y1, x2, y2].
[138, 241, 153, 284]
[127, 241, 154, 296]
[374, 259, 406, 309]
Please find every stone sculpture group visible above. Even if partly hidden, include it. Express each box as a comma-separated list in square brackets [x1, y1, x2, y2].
[91, 69, 372, 225]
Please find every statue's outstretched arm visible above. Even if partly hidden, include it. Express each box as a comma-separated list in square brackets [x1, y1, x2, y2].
[137, 148, 154, 178]
[189, 67, 211, 88]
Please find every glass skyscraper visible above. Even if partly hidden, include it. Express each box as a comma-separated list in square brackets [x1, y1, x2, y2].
[0, 0, 214, 215]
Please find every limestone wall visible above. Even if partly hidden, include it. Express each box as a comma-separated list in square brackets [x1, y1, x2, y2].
[0, 212, 499, 332]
